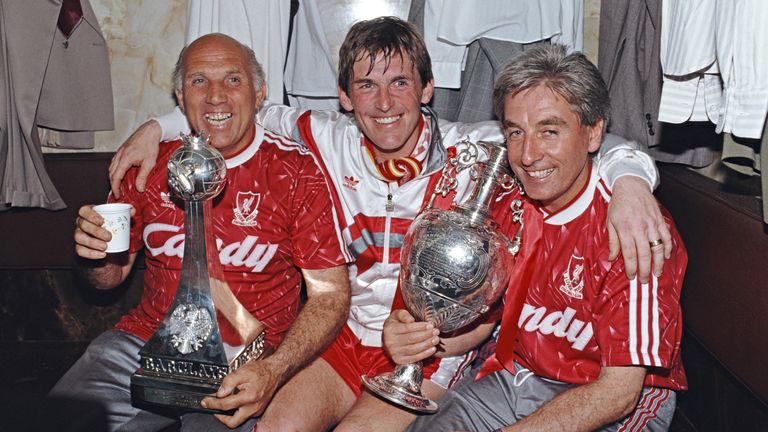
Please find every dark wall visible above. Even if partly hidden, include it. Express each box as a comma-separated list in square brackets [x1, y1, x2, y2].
[656, 165, 768, 431]
[0, 153, 114, 268]
[0, 154, 145, 430]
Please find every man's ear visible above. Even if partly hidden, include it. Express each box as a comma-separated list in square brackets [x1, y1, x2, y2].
[338, 86, 354, 112]
[420, 79, 435, 105]
[587, 118, 605, 153]
[175, 89, 185, 114]
[254, 84, 266, 110]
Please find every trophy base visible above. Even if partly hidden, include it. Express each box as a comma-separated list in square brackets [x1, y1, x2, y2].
[131, 331, 268, 414]
[130, 371, 233, 415]
[361, 373, 438, 413]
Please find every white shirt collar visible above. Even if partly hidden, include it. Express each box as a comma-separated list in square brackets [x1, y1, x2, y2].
[541, 162, 600, 226]
[225, 124, 265, 169]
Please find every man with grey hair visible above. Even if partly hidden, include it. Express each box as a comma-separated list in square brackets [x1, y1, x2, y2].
[48, 33, 351, 431]
[399, 44, 688, 432]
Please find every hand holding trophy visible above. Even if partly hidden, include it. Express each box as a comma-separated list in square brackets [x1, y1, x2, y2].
[362, 140, 524, 413]
[130, 131, 267, 413]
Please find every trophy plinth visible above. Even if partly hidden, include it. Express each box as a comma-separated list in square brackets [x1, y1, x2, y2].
[131, 331, 267, 413]
[362, 141, 523, 413]
[130, 131, 267, 413]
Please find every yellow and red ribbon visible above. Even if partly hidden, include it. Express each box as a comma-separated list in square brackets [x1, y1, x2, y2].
[362, 117, 428, 186]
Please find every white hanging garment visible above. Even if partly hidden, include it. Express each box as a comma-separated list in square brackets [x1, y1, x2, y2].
[658, 0, 721, 124]
[423, 0, 583, 89]
[283, 0, 340, 110]
[186, 0, 290, 106]
[715, 0, 768, 139]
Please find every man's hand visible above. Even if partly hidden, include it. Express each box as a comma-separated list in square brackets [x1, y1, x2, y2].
[383, 309, 440, 364]
[74, 205, 137, 290]
[607, 176, 672, 282]
[109, 119, 162, 198]
[201, 359, 282, 428]
[74, 205, 112, 260]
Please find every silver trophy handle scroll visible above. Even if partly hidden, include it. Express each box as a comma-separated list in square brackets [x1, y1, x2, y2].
[362, 140, 523, 413]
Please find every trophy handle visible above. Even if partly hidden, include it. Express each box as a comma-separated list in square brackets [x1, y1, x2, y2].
[425, 139, 490, 209]
[508, 199, 525, 256]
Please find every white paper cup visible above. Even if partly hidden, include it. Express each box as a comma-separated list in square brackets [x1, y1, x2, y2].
[93, 203, 132, 253]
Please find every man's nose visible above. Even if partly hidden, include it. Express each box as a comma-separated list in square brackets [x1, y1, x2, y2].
[375, 87, 393, 111]
[206, 82, 226, 104]
[521, 137, 542, 166]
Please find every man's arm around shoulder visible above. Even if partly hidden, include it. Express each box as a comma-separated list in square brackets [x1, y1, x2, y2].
[596, 133, 673, 283]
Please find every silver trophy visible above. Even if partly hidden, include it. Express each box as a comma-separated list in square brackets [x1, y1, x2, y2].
[131, 131, 267, 413]
[362, 140, 524, 413]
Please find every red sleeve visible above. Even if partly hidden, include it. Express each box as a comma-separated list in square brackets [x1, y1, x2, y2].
[594, 214, 687, 370]
[289, 156, 349, 269]
[106, 140, 181, 255]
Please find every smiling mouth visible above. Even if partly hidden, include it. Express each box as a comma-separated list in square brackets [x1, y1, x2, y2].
[527, 168, 555, 179]
[374, 115, 401, 125]
[204, 112, 232, 126]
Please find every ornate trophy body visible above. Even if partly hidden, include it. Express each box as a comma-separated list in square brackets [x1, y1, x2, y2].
[362, 140, 524, 413]
[131, 131, 267, 413]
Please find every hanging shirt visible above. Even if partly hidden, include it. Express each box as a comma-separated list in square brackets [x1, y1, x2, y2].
[283, 0, 340, 110]
[659, 0, 768, 139]
[715, 0, 768, 139]
[186, 0, 290, 106]
[423, 0, 583, 88]
[658, 0, 721, 124]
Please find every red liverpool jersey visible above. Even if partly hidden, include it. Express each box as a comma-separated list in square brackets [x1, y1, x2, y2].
[112, 125, 348, 348]
[493, 164, 687, 390]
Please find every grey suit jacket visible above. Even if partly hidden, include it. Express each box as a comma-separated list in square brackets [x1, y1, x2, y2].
[37, 0, 114, 148]
[0, 0, 113, 210]
[598, 0, 715, 167]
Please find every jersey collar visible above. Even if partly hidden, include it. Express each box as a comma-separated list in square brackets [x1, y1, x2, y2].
[225, 124, 265, 169]
[540, 161, 598, 226]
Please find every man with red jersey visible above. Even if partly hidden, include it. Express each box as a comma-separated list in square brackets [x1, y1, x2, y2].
[49, 34, 351, 431]
[399, 44, 687, 432]
[107, 18, 673, 432]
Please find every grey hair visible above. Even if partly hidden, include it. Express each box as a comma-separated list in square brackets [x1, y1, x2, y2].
[171, 33, 266, 93]
[493, 44, 610, 128]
